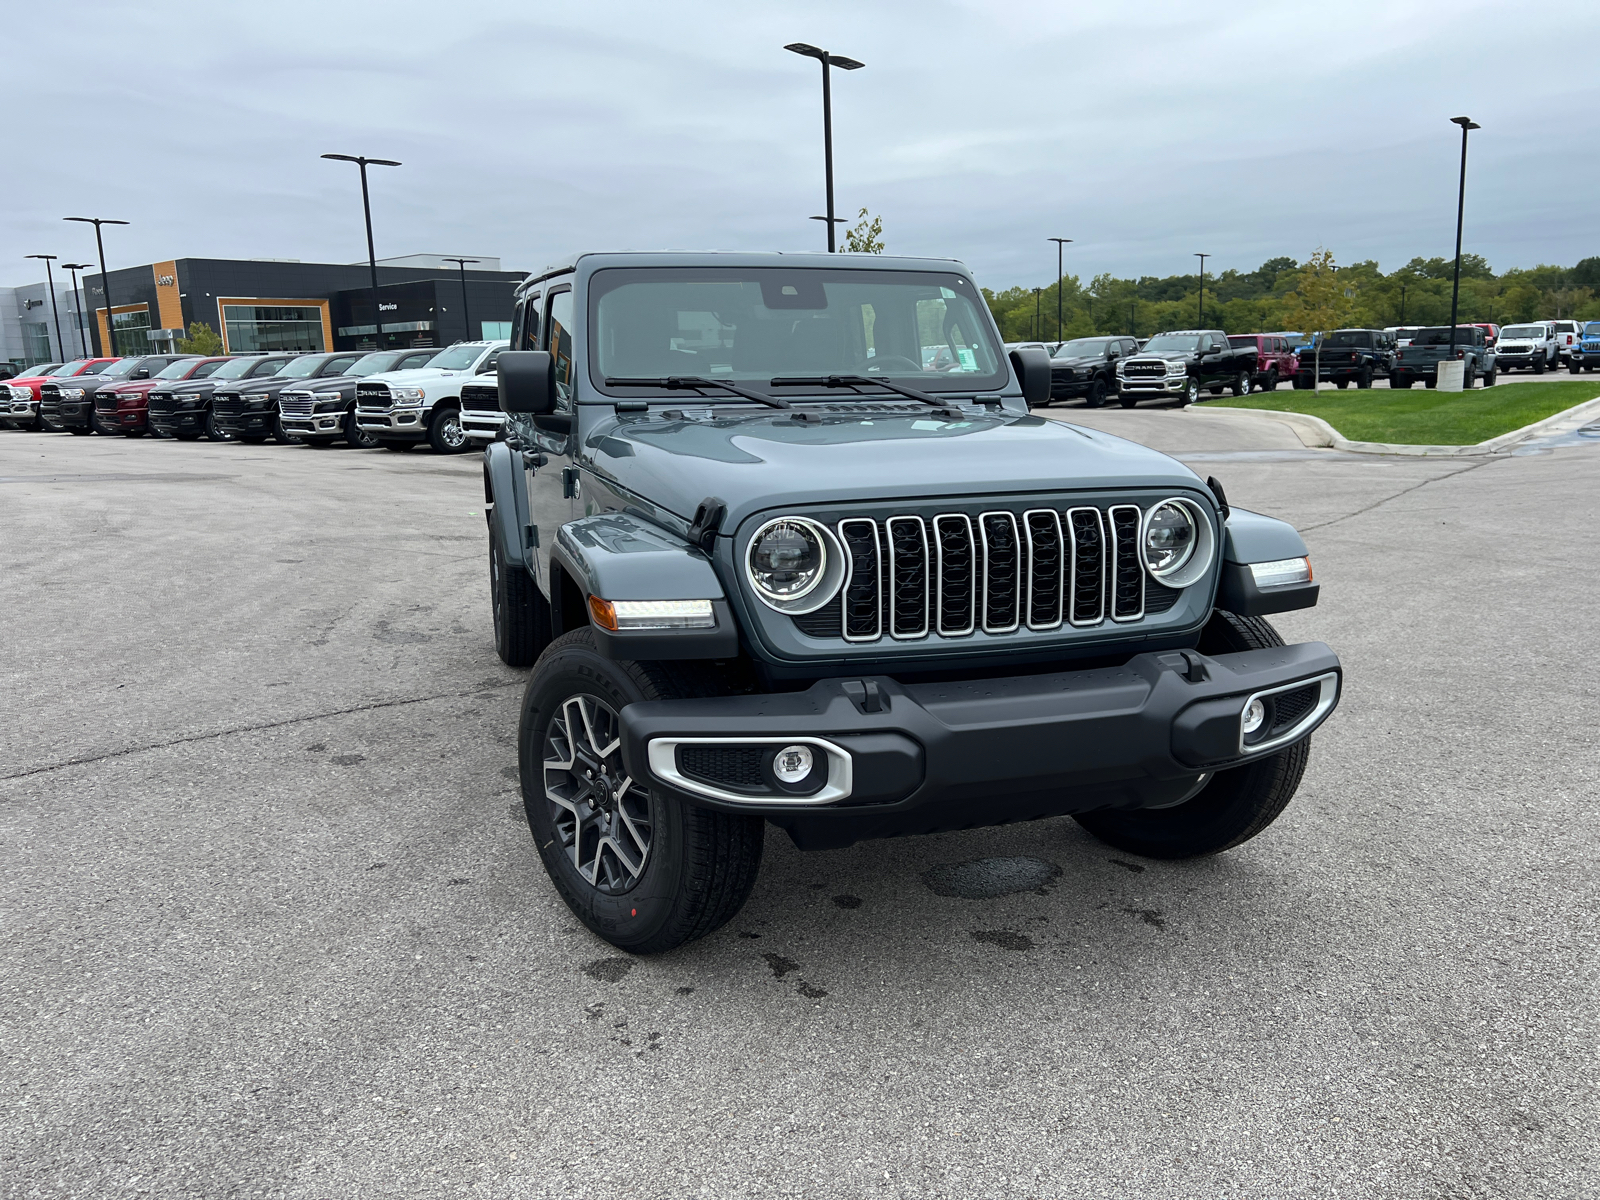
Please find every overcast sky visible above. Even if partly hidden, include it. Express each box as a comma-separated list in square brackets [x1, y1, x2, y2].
[9, 0, 1596, 293]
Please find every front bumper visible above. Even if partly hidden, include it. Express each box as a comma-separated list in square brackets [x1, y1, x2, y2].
[6, 399, 38, 420]
[355, 406, 427, 440]
[1118, 374, 1188, 393]
[281, 411, 347, 436]
[150, 407, 204, 433]
[619, 640, 1341, 849]
[461, 410, 506, 440]
[56, 401, 95, 428]
[215, 409, 278, 436]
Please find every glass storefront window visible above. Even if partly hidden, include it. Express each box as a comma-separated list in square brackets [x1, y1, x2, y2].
[480, 321, 512, 340]
[23, 322, 51, 364]
[222, 305, 326, 353]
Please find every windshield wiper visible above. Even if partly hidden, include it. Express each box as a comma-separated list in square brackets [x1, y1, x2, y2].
[605, 376, 791, 409]
[768, 374, 955, 408]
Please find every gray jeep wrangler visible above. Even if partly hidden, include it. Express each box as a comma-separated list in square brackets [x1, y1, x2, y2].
[484, 252, 1341, 953]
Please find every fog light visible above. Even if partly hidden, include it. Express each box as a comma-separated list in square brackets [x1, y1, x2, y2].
[1242, 698, 1266, 735]
[773, 745, 814, 784]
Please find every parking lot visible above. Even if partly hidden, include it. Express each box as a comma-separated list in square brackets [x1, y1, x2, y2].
[3, 420, 1595, 1199]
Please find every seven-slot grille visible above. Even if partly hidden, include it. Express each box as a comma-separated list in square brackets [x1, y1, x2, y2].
[1123, 360, 1168, 378]
[356, 382, 392, 410]
[798, 504, 1181, 644]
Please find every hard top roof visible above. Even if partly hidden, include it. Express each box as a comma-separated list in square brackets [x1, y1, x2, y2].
[515, 249, 966, 294]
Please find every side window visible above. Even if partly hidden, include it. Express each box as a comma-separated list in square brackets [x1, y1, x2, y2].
[514, 294, 541, 350]
[479, 348, 502, 373]
[400, 352, 435, 369]
[545, 290, 574, 407]
[251, 359, 283, 377]
[325, 355, 361, 374]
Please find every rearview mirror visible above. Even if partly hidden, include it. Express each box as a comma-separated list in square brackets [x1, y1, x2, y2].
[498, 350, 556, 414]
[1009, 347, 1052, 407]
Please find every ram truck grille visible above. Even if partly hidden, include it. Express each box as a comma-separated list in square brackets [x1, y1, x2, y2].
[460, 387, 501, 413]
[212, 394, 246, 418]
[791, 502, 1181, 643]
[279, 391, 315, 418]
[356, 383, 392, 410]
[1122, 360, 1168, 378]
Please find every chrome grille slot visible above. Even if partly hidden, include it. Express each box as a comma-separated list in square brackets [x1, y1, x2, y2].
[1109, 504, 1144, 621]
[279, 392, 314, 418]
[1067, 507, 1106, 626]
[1023, 509, 1064, 629]
[932, 514, 975, 637]
[885, 516, 929, 639]
[978, 511, 1021, 633]
[838, 519, 882, 642]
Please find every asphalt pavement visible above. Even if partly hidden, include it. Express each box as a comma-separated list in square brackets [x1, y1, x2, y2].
[2, 422, 1595, 1199]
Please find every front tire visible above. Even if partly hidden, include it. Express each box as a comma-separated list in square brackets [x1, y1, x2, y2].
[520, 630, 765, 953]
[1483, 367, 1496, 387]
[344, 410, 379, 448]
[203, 408, 231, 442]
[1391, 373, 1411, 389]
[1533, 356, 1546, 375]
[1073, 611, 1309, 859]
[1570, 361, 1582, 375]
[427, 404, 468, 454]
[1086, 379, 1107, 408]
[1181, 376, 1200, 406]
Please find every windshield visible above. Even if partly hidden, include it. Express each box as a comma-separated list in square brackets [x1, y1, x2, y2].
[1324, 331, 1371, 348]
[209, 357, 261, 380]
[277, 355, 327, 379]
[1584, 324, 1600, 337]
[188, 360, 225, 379]
[26, 363, 66, 376]
[154, 359, 199, 380]
[1054, 338, 1114, 358]
[345, 352, 401, 376]
[1140, 334, 1201, 352]
[425, 345, 485, 372]
[1500, 325, 1544, 339]
[589, 268, 1005, 395]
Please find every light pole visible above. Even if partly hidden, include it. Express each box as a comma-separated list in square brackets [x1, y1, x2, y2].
[1399, 281, 1408, 324]
[322, 153, 402, 348]
[443, 257, 480, 341]
[62, 263, 92, 357]
[24, 254, 64, 361]
[64, 217, 129, 357]
[1048, 238, 1072, 343]
[1032, 287, 1042, 340]
[1194, 253, 1210, 326]
[785, 43, 864, 253]
[809, 214, 846, 245]
[1447, 116, 1480, 364]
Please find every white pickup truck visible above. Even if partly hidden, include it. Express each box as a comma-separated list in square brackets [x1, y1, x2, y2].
[353, 339, 508, 452]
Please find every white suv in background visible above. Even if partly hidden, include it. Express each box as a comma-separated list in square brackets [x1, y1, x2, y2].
[352, 340, 508, 453]
[1493, 323, 1558, 374]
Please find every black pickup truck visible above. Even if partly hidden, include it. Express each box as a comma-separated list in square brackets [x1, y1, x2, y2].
[1292, 328, 1394, 389]
[1115, 330, 1257, 407]
[1047, 336, 1139, 406]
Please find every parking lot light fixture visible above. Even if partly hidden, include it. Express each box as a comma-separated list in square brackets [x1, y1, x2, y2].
[322, 154, 402, 349]
[62, 263, 92, 356]
[785, 43, 864, 252]
[443, 258, 480, 341]
[64, 217, 129, 357]
[25, 254, 64, 361]
[1447, 117, 1480, 363]
[1048, 238, 1072, 341]
[1194, 253, 1210, 326]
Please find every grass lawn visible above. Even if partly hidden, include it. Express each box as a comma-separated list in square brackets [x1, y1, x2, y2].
[1209, 380, 1600, 445]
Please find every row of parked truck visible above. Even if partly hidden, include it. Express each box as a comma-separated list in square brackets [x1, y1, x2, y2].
[1, 341, 512, 449]
[1021, 318, 1600, 406]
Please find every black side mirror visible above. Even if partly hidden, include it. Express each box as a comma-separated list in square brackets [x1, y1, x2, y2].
[498, 351, 556, 414]
[1009, 347, 1052, 407]
[134, 368, 150, 380]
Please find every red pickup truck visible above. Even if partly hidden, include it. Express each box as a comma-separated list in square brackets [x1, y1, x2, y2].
[5, 359, 118, 430]
[95, 356, 232, 437]
[1227, 334, 1298, 392]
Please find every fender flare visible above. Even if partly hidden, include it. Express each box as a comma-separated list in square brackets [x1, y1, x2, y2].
[483, 439, 532, 573]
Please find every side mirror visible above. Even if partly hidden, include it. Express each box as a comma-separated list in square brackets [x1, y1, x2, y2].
[134, 368, 150, 380]
[1009, 347, 1052, 407]
[498, 351, 556, 414]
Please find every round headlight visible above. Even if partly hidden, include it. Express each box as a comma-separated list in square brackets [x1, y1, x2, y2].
[745, 516, 847, 615]
[1143, 501, 1196, 576]
[750, 519, 826, 599]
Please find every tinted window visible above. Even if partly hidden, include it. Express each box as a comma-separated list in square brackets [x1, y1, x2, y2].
[249, 358, 291, 377]
[516, 294, 541, 350]
[189, 360, 225, 379]
[547, 290, 574, 406]
[399, 351, 436, 370]
[324, 355, 362, 374]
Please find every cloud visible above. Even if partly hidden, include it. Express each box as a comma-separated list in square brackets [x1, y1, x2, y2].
[7, 0, 1595, 290]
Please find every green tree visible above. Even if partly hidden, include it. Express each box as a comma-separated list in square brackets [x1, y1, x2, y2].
[177, 321, 223, 355]
[1281, 249, 1355, 392]
[843, 208, 884, 254]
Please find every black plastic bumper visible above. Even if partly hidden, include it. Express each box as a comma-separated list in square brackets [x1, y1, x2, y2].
[618, 641, 1341, 849]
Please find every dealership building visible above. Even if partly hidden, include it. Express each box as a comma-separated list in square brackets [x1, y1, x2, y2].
[2, 253, 525, 368]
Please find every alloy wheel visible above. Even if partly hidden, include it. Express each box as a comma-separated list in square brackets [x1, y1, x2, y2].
[543, 694, 653, 893]
[439, 413, 466, 449]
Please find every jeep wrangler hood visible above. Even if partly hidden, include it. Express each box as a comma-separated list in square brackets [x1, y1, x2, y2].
[584, 410, 1202, 522]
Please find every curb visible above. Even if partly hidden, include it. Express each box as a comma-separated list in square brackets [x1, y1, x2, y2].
[1198, 393, 1600, 457]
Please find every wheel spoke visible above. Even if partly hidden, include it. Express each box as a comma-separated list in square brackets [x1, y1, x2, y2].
[542, 693, 653, 897]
